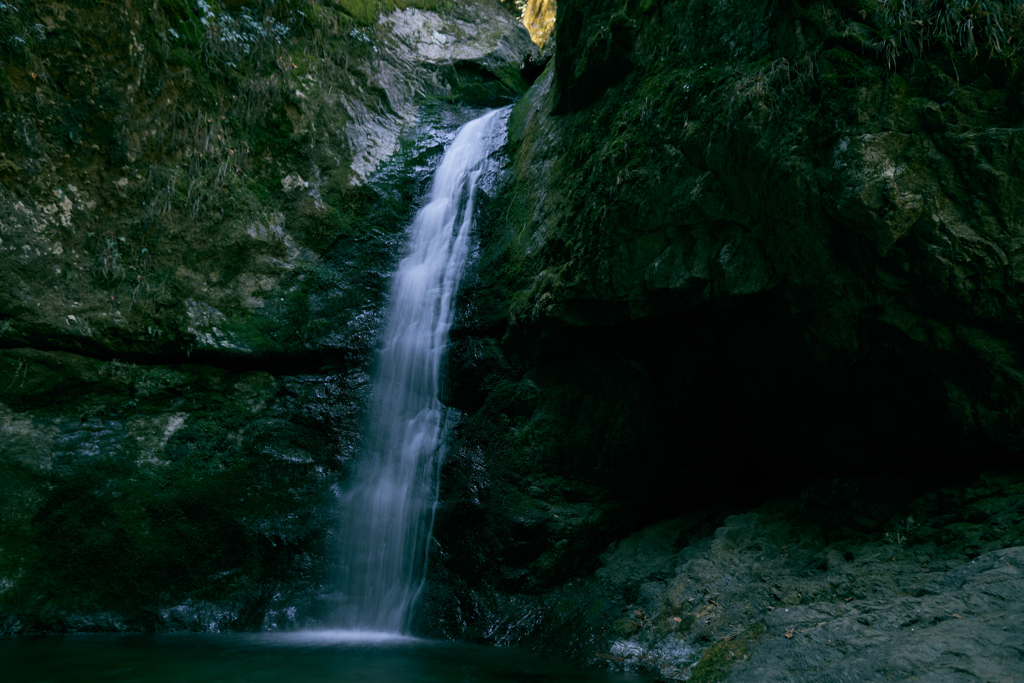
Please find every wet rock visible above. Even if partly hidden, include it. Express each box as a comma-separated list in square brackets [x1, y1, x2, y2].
[0, 347, 370, 633]
[430, 5, 1024, 672]
[0, 0, 535, 365]
[459, 0, 1024, 466]
[612, 617, 642, 637]
[0, 0, 533, 632]
[741, 547, 1024, 683]
[381, 0, 538, 94]
[426, 472, 1024, 681]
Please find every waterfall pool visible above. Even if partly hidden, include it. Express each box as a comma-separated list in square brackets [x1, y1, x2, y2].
[2, 632, 649, 682]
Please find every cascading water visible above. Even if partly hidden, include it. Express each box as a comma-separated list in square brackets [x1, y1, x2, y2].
[334, 108, 507, 634]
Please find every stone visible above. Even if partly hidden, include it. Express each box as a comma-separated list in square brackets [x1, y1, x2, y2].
[612, 617, 642, 637]
[280, 174, 308, 192]
[0, 0, 536, 634]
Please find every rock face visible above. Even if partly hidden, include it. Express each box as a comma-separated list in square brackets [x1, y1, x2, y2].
[521, 0, 556, 47]
[418, 0, 1024, 678]
[2, 0, 1023, 680]
[0, 0, 536, 632]
[463, 0, 1024, 466]
[448, 473, 1024, 681]
[0, 0, 536, 362]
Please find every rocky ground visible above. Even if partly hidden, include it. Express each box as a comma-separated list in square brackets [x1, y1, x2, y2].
[427, 469, 1024, 682]
[602, 471, 1024, 682]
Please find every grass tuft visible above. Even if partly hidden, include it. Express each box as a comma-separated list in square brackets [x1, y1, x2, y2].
[872, 0, 1024, 69]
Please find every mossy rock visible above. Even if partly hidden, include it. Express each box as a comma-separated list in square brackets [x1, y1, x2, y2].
[820, 47, 885, 89]
[612, 617, 642, 637]
[553, 2, 636, 113]
[0, 158, 18, 178]
[0, 354, 341, 630]
[651, 611, 695, 635]
[690, 622, 767, 683]
[331, 0, 378, 24]
[0, 66, 17, 111]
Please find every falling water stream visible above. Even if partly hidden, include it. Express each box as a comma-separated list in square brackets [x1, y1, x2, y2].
[334, 108, 506, 633]
[3, 108, 649, 683]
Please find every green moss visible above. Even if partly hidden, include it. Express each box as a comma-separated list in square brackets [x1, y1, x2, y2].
[249, 99, 298, 158]
[0, 158, 18, 178]
[690, 622, 767, 683]
[612, 617, 642, 637]
[389, 0, 456, 13]
[652, 611, 695, 635]
[166, 46, 197, 70]
[161, 0, 210, 57]
[319, 0, 460, 26]
[0, 64, 16, 111]
[0, 360, 333, 626]
[3, 435, 231, 614]
[0, 5, 32, 61]
[507, 62, 553, 145]
[161, 0, 198, 24]
[333, 0, 378, 24]
[821, 47, 884, 88]
[301, 203, 350, 249]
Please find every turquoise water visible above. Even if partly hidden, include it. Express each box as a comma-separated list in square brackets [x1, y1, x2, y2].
[2, 631, 647, 683]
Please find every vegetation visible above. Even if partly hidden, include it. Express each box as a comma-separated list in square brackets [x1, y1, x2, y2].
[689, 623, 767, 683]
[874, 0, 1024, 68]
[0, 0, 401, 351]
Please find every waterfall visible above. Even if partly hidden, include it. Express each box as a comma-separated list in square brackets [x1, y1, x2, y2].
[334, 108, 506, 633]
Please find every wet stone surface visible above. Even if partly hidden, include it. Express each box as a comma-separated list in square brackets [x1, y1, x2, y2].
[0, 347, 366, 633]
[423, 470, 1024, 682]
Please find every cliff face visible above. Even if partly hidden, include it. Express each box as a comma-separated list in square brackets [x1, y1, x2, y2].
[2, 0, 1023, 677]
[423, 0, 1024, 678]
[0, 0, 534, 361]
[0, 0, 536, 632]
[457, 0, 1024, 471]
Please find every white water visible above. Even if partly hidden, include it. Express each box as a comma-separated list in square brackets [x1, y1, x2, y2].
[334, 109, 506, 633]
